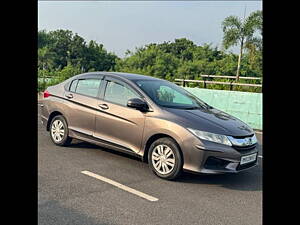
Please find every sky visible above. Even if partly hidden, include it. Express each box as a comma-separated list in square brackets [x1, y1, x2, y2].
[38, 1, 262, 58]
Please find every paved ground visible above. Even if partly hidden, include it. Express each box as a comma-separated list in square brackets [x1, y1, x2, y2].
[38, 108, 262, 225]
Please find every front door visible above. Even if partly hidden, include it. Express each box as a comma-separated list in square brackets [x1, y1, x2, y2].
[94, 78, 146, 154]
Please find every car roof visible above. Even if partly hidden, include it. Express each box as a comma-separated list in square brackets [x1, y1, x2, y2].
[78, 71, 162, 81]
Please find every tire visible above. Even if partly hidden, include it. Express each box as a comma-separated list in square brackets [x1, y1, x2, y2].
[49, 115, 72, 146]
[148, 137, 183, 180]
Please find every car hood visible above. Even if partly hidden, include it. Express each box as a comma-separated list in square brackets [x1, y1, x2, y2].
[163, 107, 253, 137]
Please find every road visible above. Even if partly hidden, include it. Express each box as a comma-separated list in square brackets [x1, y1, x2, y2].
[38, 109, 262, 225]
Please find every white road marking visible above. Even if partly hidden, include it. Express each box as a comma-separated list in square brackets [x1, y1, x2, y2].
[81, 170, 159, 202]
[258, 155, 263, 158]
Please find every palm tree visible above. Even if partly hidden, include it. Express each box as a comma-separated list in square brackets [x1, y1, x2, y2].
[222, 10, 262, 81]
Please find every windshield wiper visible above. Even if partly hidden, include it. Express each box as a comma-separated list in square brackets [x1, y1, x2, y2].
[185, 104, 213, 110]
[183, 106, 202, 110]
[162, 105, 209, 110]
[205, 103, 213, 109]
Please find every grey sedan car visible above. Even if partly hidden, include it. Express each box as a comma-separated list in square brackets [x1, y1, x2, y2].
[40, 72, 259, 180]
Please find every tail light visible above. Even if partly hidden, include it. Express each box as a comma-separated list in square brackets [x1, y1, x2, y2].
[43, 90, 51, 98]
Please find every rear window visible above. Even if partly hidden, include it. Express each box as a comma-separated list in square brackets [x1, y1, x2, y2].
[74, 79, 101, 97]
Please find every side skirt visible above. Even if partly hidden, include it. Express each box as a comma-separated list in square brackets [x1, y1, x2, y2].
[69, 128, 143, 159]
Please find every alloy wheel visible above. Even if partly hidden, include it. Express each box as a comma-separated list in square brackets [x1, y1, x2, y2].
[51, 119, 65, 143]
[151, 144, 176, 175]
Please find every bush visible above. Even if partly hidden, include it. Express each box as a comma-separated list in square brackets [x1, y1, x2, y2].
[37, 64, 82, 92]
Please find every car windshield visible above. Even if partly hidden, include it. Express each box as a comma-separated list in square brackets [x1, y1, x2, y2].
[134, 79, 210, 109]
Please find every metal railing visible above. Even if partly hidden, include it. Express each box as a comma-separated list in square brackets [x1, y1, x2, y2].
[175, 75, 262, 90]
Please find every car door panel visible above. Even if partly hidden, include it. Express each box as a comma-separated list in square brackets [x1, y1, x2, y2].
[94, 78, 146, 154]
[65, 93, 99, 136]
[64, 78, 103, 136]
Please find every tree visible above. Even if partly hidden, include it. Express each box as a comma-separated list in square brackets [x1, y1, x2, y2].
[38, 30, 53, 48]
[157, 38, 196, 60]
[38, 47, 56, 70]
[38, 29, 118, 72]
[193, 44, 224, 62]
[222, 10, 262, 81]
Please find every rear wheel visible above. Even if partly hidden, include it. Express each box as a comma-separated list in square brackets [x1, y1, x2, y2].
[148, 137, 183, 180]
[49, 115, 72, 146]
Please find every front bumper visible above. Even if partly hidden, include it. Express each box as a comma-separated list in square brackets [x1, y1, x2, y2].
[181, 135, 259, 174]
[197, 154, 258, 174]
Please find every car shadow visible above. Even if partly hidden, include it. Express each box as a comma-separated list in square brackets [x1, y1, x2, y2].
[176, 166, 262, 191]
[68, 140, 262, 192]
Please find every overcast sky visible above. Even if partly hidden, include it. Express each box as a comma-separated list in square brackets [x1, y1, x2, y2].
[38, 1, 262, 57]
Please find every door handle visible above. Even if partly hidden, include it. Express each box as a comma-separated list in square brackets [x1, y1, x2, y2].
[98, 103, 109, 110]
[65, 93, 73, 99]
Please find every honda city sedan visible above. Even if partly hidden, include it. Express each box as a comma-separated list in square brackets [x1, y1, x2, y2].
[40, 72, 258, 180]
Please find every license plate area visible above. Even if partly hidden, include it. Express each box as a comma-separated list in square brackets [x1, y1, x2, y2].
[240, 153, 257, 165]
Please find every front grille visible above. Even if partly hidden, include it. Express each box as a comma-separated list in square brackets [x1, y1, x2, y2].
[231, 134, 254, 138]
[232, 143, 257, 152]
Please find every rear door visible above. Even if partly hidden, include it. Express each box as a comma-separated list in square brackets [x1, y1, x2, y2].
[64, 75, 104, 136]
[94, 77, 146, 154]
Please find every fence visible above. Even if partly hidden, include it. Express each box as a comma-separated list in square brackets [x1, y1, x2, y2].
[175, 75, 262, 91]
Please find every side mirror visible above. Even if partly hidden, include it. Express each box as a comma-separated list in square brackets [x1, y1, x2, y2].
[127, 98, 148, 111]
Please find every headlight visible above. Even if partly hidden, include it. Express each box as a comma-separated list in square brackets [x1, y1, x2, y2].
[187, 128, 232, 146]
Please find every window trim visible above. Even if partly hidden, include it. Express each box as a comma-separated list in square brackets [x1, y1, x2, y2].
[69, 79, 79, 93]
[64, 73, 104, 92]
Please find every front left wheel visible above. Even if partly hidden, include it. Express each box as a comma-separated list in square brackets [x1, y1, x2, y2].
[49, 115, 72, 146]
[148, 137, 183, 180]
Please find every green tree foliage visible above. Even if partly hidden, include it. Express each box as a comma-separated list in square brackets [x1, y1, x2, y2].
[116, 38, 262, 82]
[38, 29, 119, 91]
[38, 30, 53, 48]
[157, 38, 196, 60]
[38, 47, 57, 70]
[37, 29, 118, 72]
